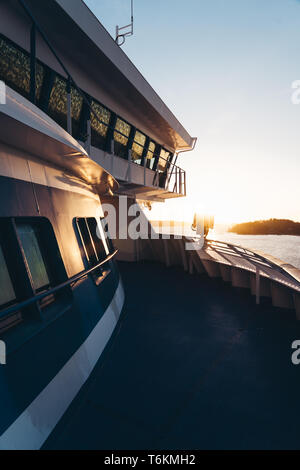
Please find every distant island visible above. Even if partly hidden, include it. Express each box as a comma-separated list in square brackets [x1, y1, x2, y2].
[229, 219, 300, 235]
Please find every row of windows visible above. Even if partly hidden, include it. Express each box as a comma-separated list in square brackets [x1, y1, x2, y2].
[0, 216, 114, 335]
[0, 35, 173, 174]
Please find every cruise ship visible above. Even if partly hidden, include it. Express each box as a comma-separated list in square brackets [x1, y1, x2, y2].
[1, 0, 300, 451]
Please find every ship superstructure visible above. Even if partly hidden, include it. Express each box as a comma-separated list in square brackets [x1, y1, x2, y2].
[0, 0, 195, 449]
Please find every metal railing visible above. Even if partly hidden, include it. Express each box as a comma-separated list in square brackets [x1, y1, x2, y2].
[0, 249, 118, 320]
[204, 239, 300, 293]
[17, 0, 187, 197]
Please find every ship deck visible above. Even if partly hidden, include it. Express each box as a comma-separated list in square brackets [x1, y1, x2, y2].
[44, 261, 300, 450]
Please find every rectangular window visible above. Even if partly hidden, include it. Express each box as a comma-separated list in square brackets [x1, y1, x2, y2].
[114, 118, 131, 159]
[48, 75, 83, 134]
[158, 148, 170, 173]
[0, 218, 67, 333]
[0, 238, 22, 334]
[0, 244, 16, 307]
[76, 218, 108, 266]
[101, 218, 115, 254]
[0, 37, 44, 101]
[16, 223, 51, 292]
[132, 130, 146, 164]
[146, 141, 156, 169]
[91, 100, 111, 150]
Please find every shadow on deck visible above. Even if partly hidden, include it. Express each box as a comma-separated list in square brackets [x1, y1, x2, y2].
[44, 261, 300, 450]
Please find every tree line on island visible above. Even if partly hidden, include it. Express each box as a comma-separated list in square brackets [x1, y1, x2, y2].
[229, 219, 300, 235]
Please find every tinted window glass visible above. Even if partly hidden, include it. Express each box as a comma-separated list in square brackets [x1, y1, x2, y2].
[0, 37, 44, 101]
[0, 244, 16, 307]
[146, 141, 156, 169]
[114, 118, 130, 159]
[77, 218, 98, 265]
[48, 75, 83, 133]
[16, 223, 50, 291]
[158, 149, 170, 172]
[91, 100, 110, 150]
[132, 130, 146, 164]
[76, 218, 108, 267]
[87, 218, 107, 262]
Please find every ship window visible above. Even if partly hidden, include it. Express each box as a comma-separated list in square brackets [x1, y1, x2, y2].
[114, 118, 131, 159]
[157, 148, 171, 173]
[0, 244, 16, 307]
[16, 223, 51, 292]
[91, 100, 111, 150]
[132, 130, 146, 164]
[48, 75, 83, 135]
[0, 218, 68, 333]
[101, 218, 115, 254]
[0, 238, 22, 334]
[146, 141, 156, 169]
[76, 218, 107, 267]
[0, 36, 44, 101]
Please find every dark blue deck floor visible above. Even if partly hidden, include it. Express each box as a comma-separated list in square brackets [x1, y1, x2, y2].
[44, 261, 300, 450]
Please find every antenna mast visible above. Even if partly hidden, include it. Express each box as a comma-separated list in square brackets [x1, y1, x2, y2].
[115, 0, 134, 46]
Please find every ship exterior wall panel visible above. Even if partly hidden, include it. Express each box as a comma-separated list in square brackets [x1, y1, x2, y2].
[0, 167, 122, 444]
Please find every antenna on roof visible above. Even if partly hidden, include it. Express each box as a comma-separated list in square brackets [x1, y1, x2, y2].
[115, 0, 134, 46]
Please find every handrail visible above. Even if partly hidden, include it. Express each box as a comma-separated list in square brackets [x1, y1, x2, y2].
[205, 239, 300, 287]
[0, 249, 118, 319]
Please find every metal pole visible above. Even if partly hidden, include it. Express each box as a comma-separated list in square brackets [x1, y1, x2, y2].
[110, 139, 115, 174]
[128, 149, 132, 183]
[30, 23, 36, 104]
[179, 169, 182, 194]
[144, 154, 147, 185]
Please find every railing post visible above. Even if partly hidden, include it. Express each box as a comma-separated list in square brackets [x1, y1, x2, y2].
[128, 149, 132, 183]
[179, 168, 182, 194]
[110, 139, 115, 174]
[173, 167, 177, 193]
[110, 139, 115, 154]
[144, 153, 147, 185]
[67, 76, 72, 136]
[30, 22, 36, 104]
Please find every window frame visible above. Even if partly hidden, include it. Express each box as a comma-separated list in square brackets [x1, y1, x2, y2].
[0, 217, 69, 335]
[75, 217, 111, 285]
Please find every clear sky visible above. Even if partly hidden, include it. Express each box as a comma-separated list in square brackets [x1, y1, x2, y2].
[84, 0, 300, 224]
